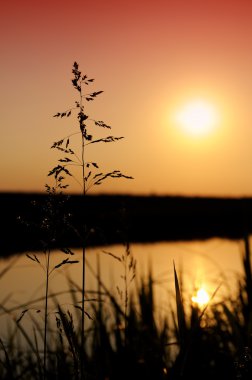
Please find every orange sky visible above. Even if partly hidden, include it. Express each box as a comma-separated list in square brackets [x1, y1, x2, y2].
[1, 0, 252, 196]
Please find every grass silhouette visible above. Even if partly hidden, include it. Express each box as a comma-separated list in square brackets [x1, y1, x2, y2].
[1, 63, 252, 379]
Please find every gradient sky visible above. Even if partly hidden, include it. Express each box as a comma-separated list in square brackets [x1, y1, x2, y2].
[1, 0, 252, 196]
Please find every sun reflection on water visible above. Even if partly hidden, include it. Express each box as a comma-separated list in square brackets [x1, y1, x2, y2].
[0, 237, 245, 350]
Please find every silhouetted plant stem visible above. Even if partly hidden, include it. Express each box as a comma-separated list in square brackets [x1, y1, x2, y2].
[80, 87, 86, 380]
[43, 248, 50, 380]
[81, 243, 86, 379]
[123, 245, 129, 346]
[50, 62, 132, 379]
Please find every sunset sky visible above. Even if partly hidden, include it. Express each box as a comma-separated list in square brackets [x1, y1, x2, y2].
[1, 0, 252, 196]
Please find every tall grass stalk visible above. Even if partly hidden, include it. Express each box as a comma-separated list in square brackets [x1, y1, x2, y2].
[50, 61, 133, 378]
[24, 188, 79, 378]
[103, 243, 136, 344]
[43, 248, 50, 379]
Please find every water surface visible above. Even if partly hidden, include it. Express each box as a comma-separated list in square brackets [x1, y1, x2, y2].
[0, 237, 247, 346]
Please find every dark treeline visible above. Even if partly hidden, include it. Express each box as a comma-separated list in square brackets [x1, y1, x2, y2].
[1, 192, 252, 256]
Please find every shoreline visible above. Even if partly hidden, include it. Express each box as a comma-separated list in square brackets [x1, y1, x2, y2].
[0, 192, 251, 256]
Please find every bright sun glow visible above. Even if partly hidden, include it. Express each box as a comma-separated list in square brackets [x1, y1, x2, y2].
[191, 287, 210, 308]
[175, 100, 219, 136]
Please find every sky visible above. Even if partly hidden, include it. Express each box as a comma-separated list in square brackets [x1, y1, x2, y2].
[1, 0, 252, 197]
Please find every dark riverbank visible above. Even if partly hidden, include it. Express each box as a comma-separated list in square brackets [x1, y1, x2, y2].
[1, 192, 252, 256]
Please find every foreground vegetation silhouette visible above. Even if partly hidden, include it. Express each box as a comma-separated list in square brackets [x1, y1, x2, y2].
[45, 61, 132, 379]
[1, 63, 252, 379]
[1, 236, 252, 379]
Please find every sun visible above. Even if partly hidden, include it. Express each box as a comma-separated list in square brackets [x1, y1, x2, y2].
[175, 99, 219, 136]
[191, 287, 210, 308]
